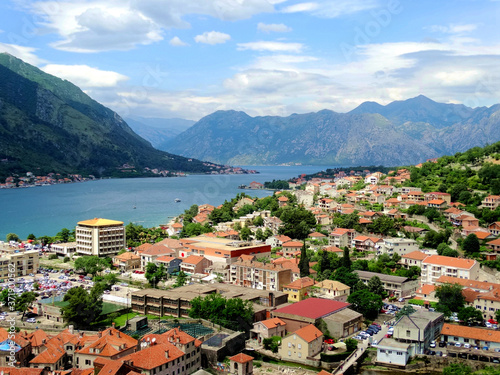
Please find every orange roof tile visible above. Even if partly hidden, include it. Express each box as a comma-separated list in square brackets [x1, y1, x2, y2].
[441, 323, 500, 343]
[422, 255, 477, 269]
[0, 368, 43, 375]
[284, 277, 315, 290]
[436, 275, 499, 291]
[488, 238, 500, 246]
[75, 328, 137, 357]
[417, 284, 435, 295]
[282, 241, 303, 247]
[121, 342, 184, 370]
[229, 353, 254, 363]
[402, 250, 428, 261]
[294, 324, 323, 343]
[260, 318, 286, 329]
[308, 232, 326, 238]
[182, 255, 205, 265]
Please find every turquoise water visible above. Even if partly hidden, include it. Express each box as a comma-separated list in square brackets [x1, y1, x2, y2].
[0, 165, 324, 240]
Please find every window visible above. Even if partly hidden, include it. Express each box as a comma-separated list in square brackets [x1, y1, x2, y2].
[454, 337, 458, 341]
[298, 344, 302, 349]
[288, 350, 291, 356]
[298, 352, 302, 358]
[464, 339, 469, 343]
[397, 352, 403, 355]
[406, 330, 411, 337]
[85, 360, 91, 366]
[380, 349, 386, 353]
[288, 342, 291, 348]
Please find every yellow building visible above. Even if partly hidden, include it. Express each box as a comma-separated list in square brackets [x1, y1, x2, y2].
[312, 280, 350, 302]
[278, 324, 323, 363]
[0, 250, 39, 278]
[76, 218, 126, 257]
[283, 277, 316, 303]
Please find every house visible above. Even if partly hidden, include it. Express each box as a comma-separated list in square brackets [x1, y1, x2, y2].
[229, 353, 254, 375]
[263, 217, 283, 234]
[271, 298, 362, 337]
[166, 222, 183, 236]
[51, 242, 77, 256]
[311, 280, 350, 302]
[487, 238, 500, 253]
[420, 255, 480, 285]
[278, 325, 323, 362]
[351, 236, 383, 252]
[452, 214, 479, 228]
[140, 244, 175, 270]
[488, 222, 500, 236]
[402, 226, 427, 236]
[482, 195, 500, 210]
[308, 232, 326, 241]
[180, 255, 212, 275]
[250, 318, 286, 343]
[113, 252, 141, 271]
[415, 284, 436, 302]
[392, 310, 444, 354]
[354, 270, 418, 298]
[472, 288, 500, 320]
[400, 251, 428, 270]
[265, 235, 291, 248]
[281, 241, 303, 257]
[74, 327, 137, 369]
[424, 192, 451, 204]
[272, 258, 317, 282]
[318, 198, 335, 211]
[278, 196, 289, 207]
[155, 256, 182, 275]
[76, 218, 126, 257]
[329, 228, 356, 248]
[322, 246, 344, 256]
[378, 238, 419, 257]
[0, 328, 31, 367]
[249, 181, 264, 189]
[376, 338, 412, 367]
[441, 323, 500, 350]
[426, 199, 447, 210]
[283, 277, 316, 303]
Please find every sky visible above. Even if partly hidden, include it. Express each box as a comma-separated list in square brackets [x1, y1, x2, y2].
[0, 0, 499, 121]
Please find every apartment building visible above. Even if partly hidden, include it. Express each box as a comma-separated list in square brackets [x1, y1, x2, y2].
[400, 250, 428, 270]
[76, 218, 126, 257]
[229, 256, 292, 291]
[329, 228, 356, 248]
[482, 195, 500, 210]
[421, 255, 479, 285]
[354, 270, 418, 298]
[0, 250, 39, 278]
[352, 235, 383, 252]
[378, 238, 419, 257]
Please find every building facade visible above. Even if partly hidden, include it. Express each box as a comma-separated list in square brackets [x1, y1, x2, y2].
[76, 218, 126, 257]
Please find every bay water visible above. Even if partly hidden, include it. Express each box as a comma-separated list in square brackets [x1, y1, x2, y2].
[0, 165, 324, 240]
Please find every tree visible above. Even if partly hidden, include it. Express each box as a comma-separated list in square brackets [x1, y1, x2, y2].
[458, 306, 483, 326]
[435, 283, 465, 315]
[62, 285, 103, 328]
[443, 363, 472, 375]
[253, 216, 264, 227]
[263, 228, 273, 239]
[27, 233, 36, 240]
[255, 228, 265, 241]
[462, 234, 480, 255]
[333, 267, 359, 289]
[367, 276, 385, 297]
[279, 207, 316, 240]
[74, 256, 106, 276]
[6, 233, 19, 242]
[145, 263, 166, 288]
[174, 270, 188, 288]
[395, 305, 416, 320]
[103, 273, 119, 289]
[342, 247, 352, 270]
[15, 292, 37, 318]
[347, 289, 383, 320]
[240, 226, 252, 241]
[298, 241, 310, 277]
[56, 228, 72, 242]
[437, 243, 459, 257]
[345, 338, 358, 352]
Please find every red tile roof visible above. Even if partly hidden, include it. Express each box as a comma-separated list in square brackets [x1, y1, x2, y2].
[294, 324, 323, 343]
[402, 250, 428, 261]
[284, 277, 315, 290]
[260, 318, 286, 329]
[282, 241, 303, 247]
[76, 328, 137, 357]
[230, 353, 254, 363]
[181, 255, 205, 265]
[308, 232, 326, 238]
[422, 255, 477, 269]
[441, 323, 500, 343]
[273, 298, 349, 319]
[435, 275, 499, 291]
[0, 368, 43, 375]
[121, 342, 183, 370]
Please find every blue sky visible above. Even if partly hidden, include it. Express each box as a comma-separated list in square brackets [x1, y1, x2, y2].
[0, 0, 499, 120]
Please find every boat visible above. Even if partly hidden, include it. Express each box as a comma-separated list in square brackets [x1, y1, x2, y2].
[174, 198, 181, 202]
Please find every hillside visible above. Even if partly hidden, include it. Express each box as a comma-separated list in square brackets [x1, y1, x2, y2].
[165, 96, 500, 166]
[0, 53, 223, 180]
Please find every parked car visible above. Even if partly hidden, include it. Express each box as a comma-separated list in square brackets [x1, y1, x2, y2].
[463, 343, 471, 349]
[430, 340, 436, 348]
[455, 342, 462, 347]
[439, 341, 446, 347]
[26, 318, 36, 323]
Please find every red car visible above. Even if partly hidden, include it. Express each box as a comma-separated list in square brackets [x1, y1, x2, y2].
[488, 319, 498, 324]
[324, 339, 335, 344]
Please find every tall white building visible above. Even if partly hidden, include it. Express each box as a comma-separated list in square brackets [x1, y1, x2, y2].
[421, 255, 479, 285]
[76, 218, 126, 256]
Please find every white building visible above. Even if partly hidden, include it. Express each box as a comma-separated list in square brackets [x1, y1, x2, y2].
[376, 338, 412, 366]
[378, 238, 419, 257]
[421, 255, 480, 285]
[75, 218, 126, 257]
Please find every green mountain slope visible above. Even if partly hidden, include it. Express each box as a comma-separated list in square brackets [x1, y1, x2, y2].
[0, 53, 222, 179]
[166, 96, 500, 166]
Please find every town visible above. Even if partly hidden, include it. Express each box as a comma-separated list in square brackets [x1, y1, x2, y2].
[1, 145, 500, 375]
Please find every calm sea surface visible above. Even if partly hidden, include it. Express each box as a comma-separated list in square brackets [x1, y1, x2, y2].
[0, 166, 324, 240]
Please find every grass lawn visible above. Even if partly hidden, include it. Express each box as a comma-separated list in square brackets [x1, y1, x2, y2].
[51, 301, 124, 315]
[113, 312, 140, 327]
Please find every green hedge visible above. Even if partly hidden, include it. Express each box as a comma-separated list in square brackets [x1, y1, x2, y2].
[320, 351, 353, 362]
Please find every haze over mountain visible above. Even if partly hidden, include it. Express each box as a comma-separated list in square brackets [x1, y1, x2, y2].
[0, 53, 223, 179]
[125, 116, 195, 151]
[165, 96, 500, 166]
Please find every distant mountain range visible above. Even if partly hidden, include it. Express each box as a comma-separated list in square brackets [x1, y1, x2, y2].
[0, 53, 223, 179]
[125, 116, 195, 151]
[165, 95, 500, 166]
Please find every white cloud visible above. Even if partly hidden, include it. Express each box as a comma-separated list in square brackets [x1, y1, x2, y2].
[257, 22, 292, 33]
[169, 36, 188, 47]
[194, 31, 231, 45]
[237, 41, 303, 52]
[427, 23, 477, 34]
[0, 43, 46, 65]
[41, 64, 129, 88]
[22, 0, 276, 52]
[281, 0, 378, 18]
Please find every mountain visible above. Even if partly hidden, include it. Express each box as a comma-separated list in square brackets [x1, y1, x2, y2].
[166, 96, 500, 166]
[125, 116, 195, 151]
[0, 53, 222, 179]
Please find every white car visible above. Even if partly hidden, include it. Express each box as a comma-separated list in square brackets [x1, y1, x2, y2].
[463, 343, 471, 349]
[26, 318, 36, 323]
[430, 340, 436, 348]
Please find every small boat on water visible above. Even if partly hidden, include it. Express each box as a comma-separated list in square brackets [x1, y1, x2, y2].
[174, 198, 181, 202]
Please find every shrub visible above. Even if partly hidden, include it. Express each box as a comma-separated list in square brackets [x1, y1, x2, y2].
[63, 256, 70, 262]
[48, 254, 58, 260]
